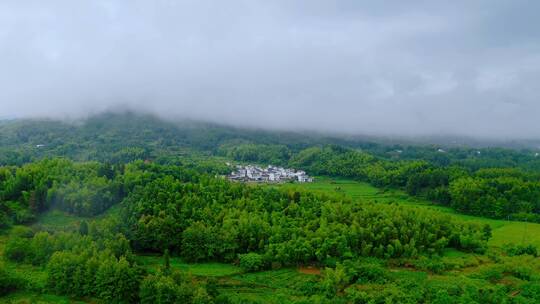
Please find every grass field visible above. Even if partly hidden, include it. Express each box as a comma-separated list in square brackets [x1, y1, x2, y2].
[219, 268, 317, 303]
[136, 255, 317, 303]
[32, 209, 84, 231]
[33, 205, 123, 231]
[283, 176, 540, 248]
[135, 254, 243, 277]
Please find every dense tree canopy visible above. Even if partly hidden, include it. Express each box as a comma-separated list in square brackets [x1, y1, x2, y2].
[2, 114, 540, 303]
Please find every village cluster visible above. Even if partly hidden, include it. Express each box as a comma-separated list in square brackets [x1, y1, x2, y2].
[228, 164, 313, 183]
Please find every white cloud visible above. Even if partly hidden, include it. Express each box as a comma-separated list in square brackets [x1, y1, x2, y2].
[1, 1, 540, 138]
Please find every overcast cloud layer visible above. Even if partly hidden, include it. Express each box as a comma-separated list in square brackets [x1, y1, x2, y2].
[1, 1, 540, 138]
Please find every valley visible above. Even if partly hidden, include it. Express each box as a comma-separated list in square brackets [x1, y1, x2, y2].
[2, 172, 539, 303]
[1, 114, 540, 303]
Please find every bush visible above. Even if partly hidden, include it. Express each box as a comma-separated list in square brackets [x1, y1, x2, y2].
[9, 226, 34, 238]
[4, 237, 31, 262]
[518, 282, 540, 302]
[140, 274, 181, 303]
[13, 208, 36, 224]
[0, 264, 20, 296]
[0, 211, 12, 229]
[412, 256, 449, 274]
[344, 259, 389, 284]
[473, 265, 504, 282]
[139, 271, 203, 304]
[504, 244, 538, 257]
[239, 253, 265, 272]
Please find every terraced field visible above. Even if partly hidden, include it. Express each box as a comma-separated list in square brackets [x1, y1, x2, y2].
[136, 255, 318, 303]
[219, 268, 317, 303]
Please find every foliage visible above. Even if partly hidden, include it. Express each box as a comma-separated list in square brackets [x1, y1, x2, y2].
[503, 243, 538, 257]
[239, 253, 265, 272]
[2, 113, 540, 303]
[120, 162, 487, 265]
[0, 264, 21, 296]
[139, 270, 204, 304]
[0, 158, 123, 227]
[290, 145, 540, 222]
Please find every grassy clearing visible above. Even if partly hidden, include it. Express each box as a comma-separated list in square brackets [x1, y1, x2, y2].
[135, 254, 243, 277]
[284, 177, 540, 248]
[135, 254, 317, 303]
[219, 268, 316, 303]
[32, 210, 83, 231]
[232, 268, 316, 290]
[33, 204, 123, 232]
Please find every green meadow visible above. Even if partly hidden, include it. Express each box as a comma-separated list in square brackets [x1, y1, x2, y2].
[135, 254, 243, 277]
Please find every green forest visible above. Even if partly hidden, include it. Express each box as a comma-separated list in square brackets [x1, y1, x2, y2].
[1, 113, 540, 303]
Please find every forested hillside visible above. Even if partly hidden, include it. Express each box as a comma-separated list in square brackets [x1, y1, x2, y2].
[0, 112, 365, 165]
[3, 113, 540, 221]
[3, 159, 540, 303]
[3, 112, 540, 170]
[1, 114, 540, 303]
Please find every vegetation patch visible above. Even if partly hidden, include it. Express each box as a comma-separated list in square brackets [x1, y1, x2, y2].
[136, 254, 243, 277]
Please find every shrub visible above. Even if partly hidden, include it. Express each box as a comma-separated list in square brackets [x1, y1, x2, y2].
[503, 244, 538, 257]
[321, 264, 349, 297]
[473, 265, 504, 282]
[344, 259, 389, 284]
[518, 282, 540, 302]
[139, 274, 182, 304]
[139, 270, 203, 304]
[4, 237, 31, 262]
[239, 253, 265, 272]
[412, 256, 449, 274]
[0, 211, 11, 229]
[9, 226, 34, 238]
[0, 264, 20, 296]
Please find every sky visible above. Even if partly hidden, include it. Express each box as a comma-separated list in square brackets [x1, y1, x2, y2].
[1, 1, 540, 139]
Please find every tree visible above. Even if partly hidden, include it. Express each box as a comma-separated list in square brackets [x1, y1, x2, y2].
[163, 249, 171, 274]
[482, 224, 492, 241]
[79, 220, 89, 236]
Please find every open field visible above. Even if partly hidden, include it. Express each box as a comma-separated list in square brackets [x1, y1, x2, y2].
[32, 204, 123, 231]
[219, 268, 317, 303]
[135, 254, 243, 277]
[136, 255, 318, 303]
[32, 210, 85, 231]
[282, 176, 540, 248]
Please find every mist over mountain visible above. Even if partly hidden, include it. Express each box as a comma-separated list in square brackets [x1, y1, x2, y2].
[2, 111, 540, 156]
[1, 1, 540, 139]
[3, 2, 540, 298]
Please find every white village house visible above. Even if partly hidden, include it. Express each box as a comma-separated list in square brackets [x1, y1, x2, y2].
[229, 164, 313, 183]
